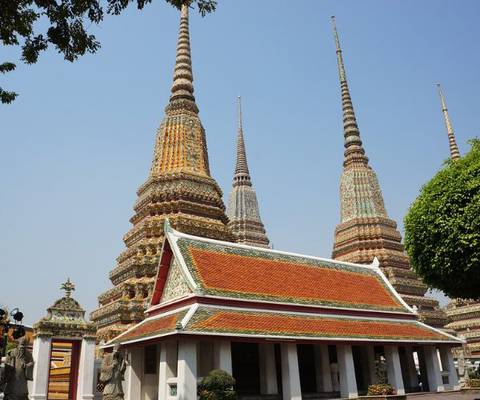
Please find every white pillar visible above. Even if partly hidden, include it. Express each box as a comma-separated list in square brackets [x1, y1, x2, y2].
[440, 347, 459, 390]
[404, 346, 419, 391]
[213, 340, 232, 375]
[424, 346, 444, 392]
[125, 347, 143, 400]
[314, 345, 332, 393]
[280, 343, 302, 400]
[259, 343, 278, 395]
[177, 339, 198, 400]
[158, 341, 177, 400]
[365, 345, 377, 385]
[385, 345, 405, 395]
[76, 338, 96, 400]
[337, 344, 358, 399]
[30, 335, 52, 400]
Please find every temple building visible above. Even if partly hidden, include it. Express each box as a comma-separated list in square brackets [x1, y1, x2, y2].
[94, 5, 465, 399]
[105, 221, 461, 399]
[330, 17, 447, 329]
[439, 84, 480, 362]
[90, 2, 231, 342]
[226, 96, 270, 248]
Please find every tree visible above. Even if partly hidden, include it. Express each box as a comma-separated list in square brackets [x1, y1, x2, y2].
[0, 0, 216, 104]
[404, 139, 480, 300]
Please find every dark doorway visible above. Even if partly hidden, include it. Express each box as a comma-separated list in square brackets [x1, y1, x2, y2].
[352, 346, 368, 395]
[232, 342, 260, 395]
[297, 344, 317, 394]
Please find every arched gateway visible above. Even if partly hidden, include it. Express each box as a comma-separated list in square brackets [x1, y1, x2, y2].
[104, 221, 461, 399]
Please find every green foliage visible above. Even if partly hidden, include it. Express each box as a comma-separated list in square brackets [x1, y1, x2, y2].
[404, 139, 480, 299]
[367, 383, 395, 395]
[0, 0, 216, 103]
[198, 369, 236, 400]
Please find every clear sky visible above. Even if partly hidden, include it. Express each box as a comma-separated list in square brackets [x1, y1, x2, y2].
[1, 0, 479, 325]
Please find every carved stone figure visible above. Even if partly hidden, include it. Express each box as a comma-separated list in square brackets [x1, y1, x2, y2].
[100, 345, 126, 400]
[1, 337, 34, 400]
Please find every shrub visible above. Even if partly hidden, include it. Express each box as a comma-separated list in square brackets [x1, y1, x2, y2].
[468, 378, 480, 388]
[198, 369, 236, 400]
[367, 383, 395, 395]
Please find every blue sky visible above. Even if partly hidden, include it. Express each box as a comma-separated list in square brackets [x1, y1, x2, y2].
[1, 0, 479, 324]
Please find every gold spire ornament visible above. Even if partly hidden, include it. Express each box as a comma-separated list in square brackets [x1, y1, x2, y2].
[61, 278, 75, 298]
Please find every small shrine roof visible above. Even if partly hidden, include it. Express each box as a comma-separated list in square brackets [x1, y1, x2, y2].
[34, 279, 96, 339]
[108, 304, 460, 346]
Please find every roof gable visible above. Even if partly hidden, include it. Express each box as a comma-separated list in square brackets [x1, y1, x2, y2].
[160, 257, 192, 303]
[163, 223, 412, 314]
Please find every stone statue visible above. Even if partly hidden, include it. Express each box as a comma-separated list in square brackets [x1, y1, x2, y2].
[1, 337, 34, 400]
[99, 344, 127, 400]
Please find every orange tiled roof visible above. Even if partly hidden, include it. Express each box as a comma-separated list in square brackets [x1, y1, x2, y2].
[110, 305, 458, 346]
[176, 237, 407, 312]
[186, 307, 452, 342]
[111, 311, 184, 344]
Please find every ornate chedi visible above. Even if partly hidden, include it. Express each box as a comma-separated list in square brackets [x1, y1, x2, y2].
[91, 3, 231, 342]
[330, 17, 446, 328]
[226, 97, 270, 248]
[438, 84, 480, 359]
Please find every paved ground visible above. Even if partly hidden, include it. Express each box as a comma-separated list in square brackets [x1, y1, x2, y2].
[406, 392, 480, 400]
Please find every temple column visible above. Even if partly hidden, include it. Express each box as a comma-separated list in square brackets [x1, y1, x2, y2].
[158, 341, 177, 400]
[337, 344, 358, 399]
[213, 340, 232, 375]
[405, 346, 419, 391]
[259, 343, 278, 395]
[177, 339, 198, 400]
[365, 345, 377, 385]
[125, 347, 143, 400]
[424, 346, 444, 392]
[439, 347, 459, 390]
[76, 338, 96, 400]
[30, 335, 52, 400]
[314, 344, 332, 393]
[280, 343, 302, 400]
[385, 345, 405, 395]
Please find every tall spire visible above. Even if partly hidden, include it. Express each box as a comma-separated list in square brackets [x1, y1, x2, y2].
[227, 97, 270, 248]
[91, 3, 231, 342]
[331, 18, 447, 329]
[234, 96, 251, 185]
[331, 16, 368, 168]
[437, 83, 461, 160]
[168, 2, 198, 113]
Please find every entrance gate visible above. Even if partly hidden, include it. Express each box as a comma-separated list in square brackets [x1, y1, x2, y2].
[30, 279, 97, 400]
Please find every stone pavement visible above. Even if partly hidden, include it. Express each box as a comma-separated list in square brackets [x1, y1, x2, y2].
[406, 391, 480, 400]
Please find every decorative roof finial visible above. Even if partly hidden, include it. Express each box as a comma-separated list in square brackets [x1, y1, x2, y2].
[168, 2, 198, 112]
[437, 83, 461, 160]
[331, 16, 368, 168]
[234, 96, 251, 181]
[61, 278, 75, 298]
